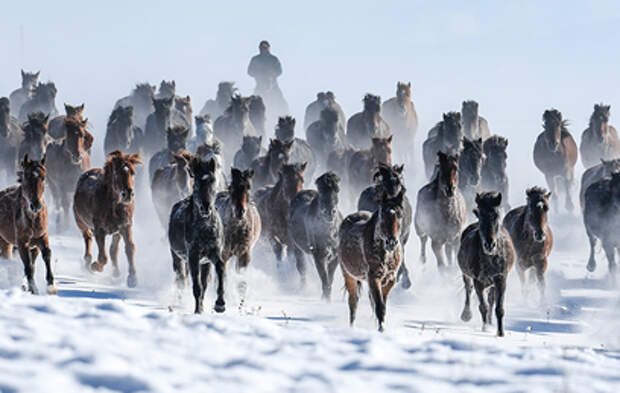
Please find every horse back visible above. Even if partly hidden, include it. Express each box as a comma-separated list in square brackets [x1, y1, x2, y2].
[339, 211, 372, 278]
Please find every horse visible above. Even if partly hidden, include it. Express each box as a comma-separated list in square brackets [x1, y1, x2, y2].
[234, 136, 265, 170]
[306, 106, 348, 167]
[216, 168, 261, 275]
[195, 140, 227, 192]
[340, 190, 405, 332]
[19, 112, 51, 161]
[104, 106, 143, 155]
[199, 81, 238, 120]
[533, 109, 578, 213]
[458, 192, 514, 337]
[381, 82, 418, 163]
[151, 152, 192, 229]
[249, 95, 266, 138]
[168, 157, 227, 313]
[114, 83, 155, 130]
[327, 147, 357, 188]
[481, 135, 510, 211]
[583, 171, 620, 281]
[214, 95, 257, 163]
[188, 115, 215, 153]
[274, 116, 316, 183]
[0, 155, 56, 295]
[580, 158, 620, 210]
[0, 97, 23, 182]
[415, 151, 467, 271]
[461, 100, 491, 140]
[18, 82, 58, 123]
[303, 91, 346, 132]
[423, 112, 463, 179]
[46, 117, 93, 230]
[357, 163, 412, 290]
[48, 103, 86, 140]
[251, 138, 294, 190]
[289, 172, 342, 300]
[256, 163, 307, 276]
[143, 96, 174, 156]
[346, 94, 390, 149]
[9, 70, 39, 116]
[503, 187, 553, 300]
[458, 137, 485, 217]
[148, 126, 190, 182]
[347, 135, 392, 199]
[580, 104, 620, 169]
[73, 150, 142, 287]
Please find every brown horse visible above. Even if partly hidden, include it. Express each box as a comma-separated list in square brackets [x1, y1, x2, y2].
[580, 104, 620, 169]
[533, 109, 578, 213]
[346, 94, 390, 149]
[151, 152, 193, 228]
[414, 152, 467, 271]
[503, 187, 553, 301]
[0, 155, 55, 294]
[423, 112, 463, 179]
[46, 117, 93, 229]
[251, 138, 294, 190]
[381, 82, 418, 163]
[458, 192, 514, 336]
[256, 163, 307, 279]
[48, 103, 86, 140]
[340, 191, 405, 332]
[213, 95, 257, 164]
[73, 150, 142, 287]
[347, 135, 393, 198]
[216, 168, 261, 273]
[19, 112, 51, 161]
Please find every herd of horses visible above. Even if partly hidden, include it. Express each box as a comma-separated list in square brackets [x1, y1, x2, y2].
[1, 69, 620, 336]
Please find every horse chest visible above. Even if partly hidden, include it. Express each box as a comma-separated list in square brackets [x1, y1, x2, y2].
[365, 240, 401, 278]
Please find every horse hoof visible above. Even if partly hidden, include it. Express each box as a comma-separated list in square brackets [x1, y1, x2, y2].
[497, 329, 505, 337]
[214, 300, 226, 313]
[112, 268, 121, 278]
[481, 323, 490, 332]
[460, 309, 472, 322]
[378, 324, 385, 333]
[46, 284, 58, 295]
[90, 261, 104, 273]
[400, 275, 412, 290]
[127, 274, 138, 288]
[586, 260, 596, 273]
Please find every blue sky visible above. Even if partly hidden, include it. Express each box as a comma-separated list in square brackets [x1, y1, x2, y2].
[1, 1, 619, 194]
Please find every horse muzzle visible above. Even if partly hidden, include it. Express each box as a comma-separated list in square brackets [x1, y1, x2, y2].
[29, 202, 42, 213]
[120, 190, 134, 203]
[482, 240, 497, 255]
[533, 231, 546, 243]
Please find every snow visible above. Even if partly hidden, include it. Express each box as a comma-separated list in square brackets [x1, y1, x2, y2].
[0, 213, 619, 393]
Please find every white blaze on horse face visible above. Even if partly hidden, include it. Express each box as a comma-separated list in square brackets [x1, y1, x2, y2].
[536, 201, 544, 210]
[123, 166, 130, 172]
[201, 174, 210, 181]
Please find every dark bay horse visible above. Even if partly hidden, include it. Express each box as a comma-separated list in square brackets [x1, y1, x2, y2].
[306, 106, 348, 167]
[289, 172, 342, 300]
[148, 125, 190, 182]
[104, 106, 143, 156]
[19, 112, 51, 161]
[461, 100, 491, 140]
[168, 157, 227, 313]
[275, 116, 316, 183]
[48, 103, 86, 140]
[583, 172, 620, 281]
[579, 158, 620, 210]
[423, 112, 463, 179]
[251, 138, 294, 190]
[340, 191, 405, 332]
[503, 187, 553, 300]
[73, 151, 142, 287]
[0, 155, 55, 294]
[46, 117, 93, 229]
[481, 135, 510, 211]
[533, 109, 578, 213]
[458, 192, 514, 336]
[214, 95, 257, 164]
[151, 152, 193, 228]
[346, 94, 390, 149]
[357, 163, 412, 289]
[580, 104, 620, 169]
[415, 152, 467, 271]
[458, 137, 485, 217]
[234, 136, 265, 171]
[347, 135, 393, 198]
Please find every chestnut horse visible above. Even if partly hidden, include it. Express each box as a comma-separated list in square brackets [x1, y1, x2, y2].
[580, 104, 620, 169]
[73, 150, 142, 287]
[0, 155, 55, 294]
[46, 117, 93, 229]
[533, 109, 578, 213]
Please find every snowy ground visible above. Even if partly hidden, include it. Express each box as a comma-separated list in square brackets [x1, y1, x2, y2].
[0, 202, 619, 393]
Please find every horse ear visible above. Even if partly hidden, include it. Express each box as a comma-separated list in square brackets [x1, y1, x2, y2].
[35, 71, 40, 78]
[257, 136, 263, 145]
[473, 208, 479, 219]
[395, 164, 404, 174]
[475, 193, 482, 206]
[299, 162, 308, 173]
[79, 103, 85, 111]
[40, 153, 46, 167]
[84, 131, 94, 151]
[387, 135, 393, 144]
[544, 192, 552, 200]
[207, 158, 217, 172]
[493, 193, 502, 207]
[64, 103, 70, 112]
[21, 69, 25, 78]
[22, 154, 30, 168]
[231, 167, 241, 179]
[246, 168, 254, 179]
[43, 113, 49, 124]
[81, 118, 89, 127]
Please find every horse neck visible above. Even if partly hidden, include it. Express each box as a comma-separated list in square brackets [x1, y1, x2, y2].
[363, 110, 380, 128]
[463, 115, 478, 134]
[232, 110, 249, 129]
[591, 120, 609, 141]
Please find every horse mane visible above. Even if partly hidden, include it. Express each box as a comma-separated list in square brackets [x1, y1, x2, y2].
[196, 140, 222, 156]
[316, 171, 340, 193]
[543, 109, 569, 130]
[108, 106, 132, 127]
[276, 116, 296, 134]
[484, 135, 508, 151]
[526, 186, 549, 203]
[64, 116, 87, 133]
[166, 125, 189, 137]
[590, 103, 611, 126]
[363, 94, 381, 111]
[105, 150, 142, 175]
[224, 94, 244, 116]
[24, 112, 49, 132]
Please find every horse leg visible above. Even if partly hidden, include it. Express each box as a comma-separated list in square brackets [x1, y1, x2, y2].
[292, 245, 307, 289]
[35, 236, 56, 295]
[0, 237, 12, 259]
[368, 276, 386, 332]
[92, 228, 107, 272]
[461, 275, 473, 321]
[343, 272, 360, 327]
[200, 262, 211, 306]
[535, 258, 548, 304]
[563, 174, 575, 213]
[586, 232, 597, 272]
[602, 241, 617, 286]
[419, 235, 428, 264]
[487, 285, 496, 325]
[310, 250, 330, 300]
[109, 233, 121, 278]
[18, 245, 37, 295]
[545, 174, 559, 213]
[493, 276, 507, 337]
[188, 247, 203, 314]
[171, 251, 185, 288]
[212, 252, 227, 313]
[474, 280, 489, 331]
[236, 252, 250, 273]
[61, 191, 72, 230]
[431, 239, 447, 273]
[121, 226, 137, 288]
[270, 238, 284, 265]
[326, 255, 340, 299]
[397, 254, 412, 290]
[516, 262, 527, 297]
